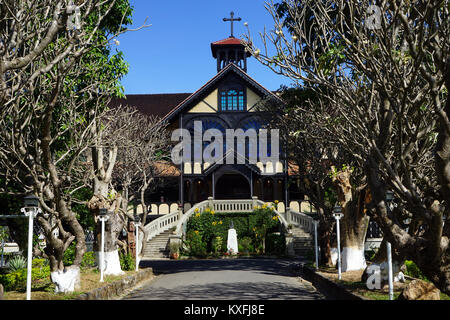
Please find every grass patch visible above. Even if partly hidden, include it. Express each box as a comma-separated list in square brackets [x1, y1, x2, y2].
[3, 268, 137, 300]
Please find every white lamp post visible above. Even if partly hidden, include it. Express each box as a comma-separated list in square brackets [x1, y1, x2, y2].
[313, 218, 319, 270]
[333, 204, 343, 280]
[385, 190, 395, 300]
[20, 194, 41, 301]
[134, 216, 141, 272]
[98, 208, 109, 282]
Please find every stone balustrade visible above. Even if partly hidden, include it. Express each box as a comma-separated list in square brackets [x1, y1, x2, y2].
[130, 199, 315, 216]
[142, 197, 317, 247]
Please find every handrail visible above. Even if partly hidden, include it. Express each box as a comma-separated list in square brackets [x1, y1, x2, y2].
[286, 209, 315, 233]
[174, 198, 291, 238]
[146, 198, 314, 243]
[174, 200, 209, 236]
[144, 210, 180, 241]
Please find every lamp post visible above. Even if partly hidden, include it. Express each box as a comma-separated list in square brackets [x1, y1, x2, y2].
[333, 204, 343, 280]
[98, 208, 109, 282]
[313, 218, 319, 270]
[385, 190, 395, 300]
[134, 216, 141, 272]
[20, 194, 41, 300]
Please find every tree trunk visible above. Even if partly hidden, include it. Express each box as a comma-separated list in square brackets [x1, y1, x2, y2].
[366, 158, 450, 294]
[138, 181, 150, 257]
[318, 208, 334, 267]
[332, 167, 369, 271]
[88, 192, 124, 276]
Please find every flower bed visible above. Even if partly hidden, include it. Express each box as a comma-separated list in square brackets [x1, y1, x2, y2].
[183, 203, 285, 258]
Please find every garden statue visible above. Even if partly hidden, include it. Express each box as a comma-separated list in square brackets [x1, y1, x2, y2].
[227, 221, 238, 254]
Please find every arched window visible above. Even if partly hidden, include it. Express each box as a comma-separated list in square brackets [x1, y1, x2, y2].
[220, 88, 245, 111]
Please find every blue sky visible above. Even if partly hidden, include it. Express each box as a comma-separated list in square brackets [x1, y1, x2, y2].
[115, 0, 295, 94]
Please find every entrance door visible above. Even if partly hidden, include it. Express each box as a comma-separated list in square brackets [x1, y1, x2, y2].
[215, 173, 250, 199]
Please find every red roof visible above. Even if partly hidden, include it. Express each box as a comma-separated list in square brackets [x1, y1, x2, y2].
[211, 37, 245, 46]
[211, 37, 251, 58]
[109, 93, 191, 119]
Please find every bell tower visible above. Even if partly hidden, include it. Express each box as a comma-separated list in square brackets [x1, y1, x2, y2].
[211, 12, 251, 73]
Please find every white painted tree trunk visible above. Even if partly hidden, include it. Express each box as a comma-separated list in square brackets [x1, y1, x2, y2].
[95, 249, 124, 276]
[50, 265, 81, 293]
[341, 246, 367, 271]
[330, 247, 338, 266]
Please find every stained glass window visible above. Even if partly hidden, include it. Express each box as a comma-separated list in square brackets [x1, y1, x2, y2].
[220, 88, 245, 111]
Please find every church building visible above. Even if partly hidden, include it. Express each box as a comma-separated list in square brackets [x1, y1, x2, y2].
[112, 13, 304, 212]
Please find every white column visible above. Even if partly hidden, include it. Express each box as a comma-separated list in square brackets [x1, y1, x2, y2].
[100, 218, 105, 282]
[135, 223, 141, 272]
[387, 241, 394, 300]
[336, 216, 342, 280]
[314, 220, 319, 270]
[26, 210, 34, 300]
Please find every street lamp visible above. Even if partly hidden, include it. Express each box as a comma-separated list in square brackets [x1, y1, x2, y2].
[134, 216, 141, 272]
[98, 208, 109, 282]
[332, 204, 343, 280]
[20, 194, 41, 300]
[312, 214, 319, 271]
[385, 190, 395, 300]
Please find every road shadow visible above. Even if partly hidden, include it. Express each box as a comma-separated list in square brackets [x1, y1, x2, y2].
[123, 280, 324, 300]
[139, 258, 300, 277]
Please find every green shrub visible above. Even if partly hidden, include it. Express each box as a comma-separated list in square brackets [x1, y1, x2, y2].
[265, 233, 286, 256]
[0, 269, 26, 291]
[211, 236, 223, 254]
[81, 251, 96, 270]
[185, 206, 282, 256]
[185, 230, 207, 257]
[62, 242, 97, 270]
[239, 236, 253, 253]
[0, 265, 51, 291]
[404, 260, 428, 280]
[63, 242, 77, 266]
[31, 258, 48, 268]
[119, 252, 135, 271]
[8, 255, 27, 272]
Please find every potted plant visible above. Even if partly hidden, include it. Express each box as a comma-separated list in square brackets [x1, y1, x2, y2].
[240, 237, 252, 257]
[169, 242, 180, 260]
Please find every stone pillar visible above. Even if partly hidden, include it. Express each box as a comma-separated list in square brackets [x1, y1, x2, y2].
[178, 205, 183, 220]
[0, 284, 3, 300]
[252, 196, 258, 208]
[285, 233, 295, 257]
[208, 196, 214, 210]
[285, 207, 291, 225]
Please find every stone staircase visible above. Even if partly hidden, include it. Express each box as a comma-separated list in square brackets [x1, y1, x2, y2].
[291, 226, 314, 257]
[142, 230, 172, 259]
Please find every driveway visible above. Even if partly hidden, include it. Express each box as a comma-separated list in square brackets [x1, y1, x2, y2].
[121, 258, 325, 300]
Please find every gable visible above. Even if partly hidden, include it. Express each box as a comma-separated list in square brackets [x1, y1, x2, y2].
[187, 89, 218, 113]
[162, 63, 283, 122]
[186, 86, 263, 114]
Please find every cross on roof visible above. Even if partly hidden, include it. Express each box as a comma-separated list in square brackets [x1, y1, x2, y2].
[223, 11, 241, 38]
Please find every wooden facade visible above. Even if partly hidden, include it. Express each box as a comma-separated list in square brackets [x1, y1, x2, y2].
[114, 35, 305, 209]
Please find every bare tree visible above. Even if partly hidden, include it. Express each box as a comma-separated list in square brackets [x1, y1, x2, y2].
[244, 0, 449, 293]
[0, 0, 147, 292]
[87, 106, 169, 273]
[260, 88, 368, 268]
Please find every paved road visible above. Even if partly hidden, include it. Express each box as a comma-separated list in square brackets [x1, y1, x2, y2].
[122, 258, 325, 300]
